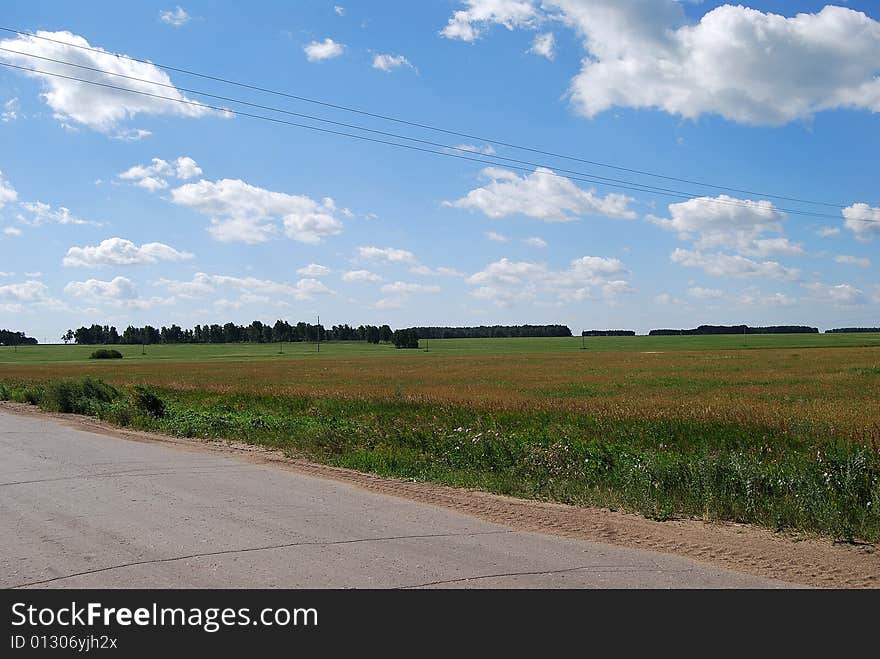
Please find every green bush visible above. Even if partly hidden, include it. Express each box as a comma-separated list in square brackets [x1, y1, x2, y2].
[89, 348, 123, 360]
[40, 377, 119, 414]
[130, 385, 166, 418]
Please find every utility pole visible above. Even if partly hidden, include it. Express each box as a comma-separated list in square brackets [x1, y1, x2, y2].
[316, 314, 320, 353]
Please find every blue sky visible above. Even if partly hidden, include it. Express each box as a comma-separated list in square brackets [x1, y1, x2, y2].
[0, 0, 878, 340]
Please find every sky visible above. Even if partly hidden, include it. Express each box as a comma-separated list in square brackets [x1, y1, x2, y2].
[0, 0, 878, 341]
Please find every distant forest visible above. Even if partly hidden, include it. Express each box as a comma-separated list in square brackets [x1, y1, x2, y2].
[825, 327, 880, 333]
[0, 329, 38, 346]
[63, 322, 575, 345]
[649, 325, 818, 336]
[582, 330, 636, 337]
[410, 325, 572, 339]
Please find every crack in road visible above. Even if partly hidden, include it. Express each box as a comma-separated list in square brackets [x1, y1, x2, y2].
[0, 464, 260, 487]
[9, 529, 514, 589]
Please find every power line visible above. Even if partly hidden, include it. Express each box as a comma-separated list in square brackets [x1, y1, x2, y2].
[0, 25, 852, 210]
[0, 59, 858, 224]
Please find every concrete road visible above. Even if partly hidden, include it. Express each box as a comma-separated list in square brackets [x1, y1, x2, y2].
[0, 410, 794, 588]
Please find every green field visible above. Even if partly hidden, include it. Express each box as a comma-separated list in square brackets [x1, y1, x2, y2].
[3, 332, 880, 364]
[2, 332, 879, 542]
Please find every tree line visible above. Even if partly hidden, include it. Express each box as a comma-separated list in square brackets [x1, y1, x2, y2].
[581, 330, 635, 337]
[649, 325, 818, 336]
[64, 321, 395, 345]
[825, 327, 880, 333]
[407, 325, 572, 339]
[0, 329, 38, 346]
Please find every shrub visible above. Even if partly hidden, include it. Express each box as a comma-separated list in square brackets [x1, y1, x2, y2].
[90, 348, 123, 360]
[40, 377, 119, 414]
[130, 385, 166, 418]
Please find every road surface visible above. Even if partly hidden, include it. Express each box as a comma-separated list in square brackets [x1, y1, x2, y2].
[0, 410, 793, 588]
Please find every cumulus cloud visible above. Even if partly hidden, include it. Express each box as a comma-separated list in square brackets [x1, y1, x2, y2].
[342, 269, 382, 283]
[0, 30, 216, 135]
[0, 171, 18, 208]
[3, 227, 22, 236]
[803, 282, 865, 306]
[159, 6, 191, 27]
[523, 236, 547, 248]
[380, 281, 441, 294]
[466, 255, 631, 306]
[441, 2, 880, 126]
[0, 279, 52, 302]
[297, 263, 331, 277]
[649, 195, 802, 257]
[372, 54, 415, 72]
[441, 0, 541, 41]
[63, 237, 193, 267]
[485, 231, 508, 242]
[670, 249, 800, 280]
[843, 203, 880, 240]
[155, 272, 333, 302]
[817, 226, 841, 237]
[118, 156, 202, 190]
[18, 201, 96, 226]
[528, 32, 555, 59]
[65, 276, 138, 300]
[304, 38, 345, 62]
[444, 167, 636, 221]
[356, 246, 419, 265]
[170, 179, 343, 244]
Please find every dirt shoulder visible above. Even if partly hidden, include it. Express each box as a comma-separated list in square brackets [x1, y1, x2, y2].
[3, 400, 877, 589]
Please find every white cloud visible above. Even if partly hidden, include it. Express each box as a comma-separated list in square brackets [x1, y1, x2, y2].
[408, 265, 462, 277]
[170, 179, 343, 244]
[372, 54, 415, 72]
[803, 282, 865, 306]
[155, 272, 332, 301]
[654, 293, 684, 306]
[688, 286, 723, 299]
[670, 249, 800, 280]
[118, 156, 202, 189]
[380, 281, 441, 294]
[334, 6, 345, 17]
[0, 171, 17, 208]
[356, 246, 418, 265]
[159, 6, 191, 27]
[0, 272, 13, 277]
[65, 276, 138, 300]
[1, 97, 19, 122]
[528, 32, 555, 59]
[649, 195, 802, 257]
[817, 226, 841, 237]
[445, 167, 636, 221]
[0, 30, 216, 135]
[441, 0, 541, 42]
[342, 269, 382, 283]
[735, 290, 797, 307]
[63, 237, 193, 267]
[466, 255, 631, 306]
[2, 227, 21, 236]
[456, 144, 496, 155]
[843, 203, 880, 240]
[18, 201, 95, 226]
[0, 279, 51, 302]
[442, 2, 880, 126]
[304, 38, 345, 62]
[523, 236, 547, 248]
[297, 263, 331, 277]
[834, 255, 871, 268]
[485, 231, 508, 242]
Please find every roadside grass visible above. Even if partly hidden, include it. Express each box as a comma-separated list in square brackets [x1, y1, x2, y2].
[2, 378, 878, 543]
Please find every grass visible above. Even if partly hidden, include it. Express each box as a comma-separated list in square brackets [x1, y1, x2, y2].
[2, 334, 878, 542]
[2, 332, 880, 364]
[2, 379, 878, 542]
